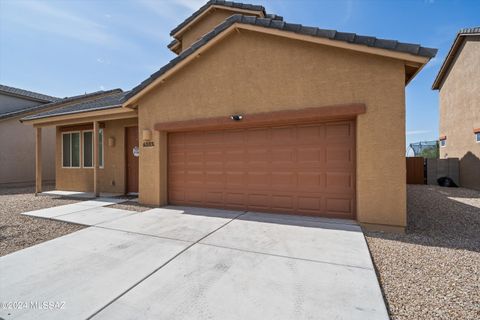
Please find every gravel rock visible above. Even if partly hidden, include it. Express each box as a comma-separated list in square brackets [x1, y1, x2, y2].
[365, 185, 480, 320]
[108, 201, 153, 212]
[0, 185, 84, 257]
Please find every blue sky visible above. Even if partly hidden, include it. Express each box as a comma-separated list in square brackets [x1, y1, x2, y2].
[0, 0, 478, 148]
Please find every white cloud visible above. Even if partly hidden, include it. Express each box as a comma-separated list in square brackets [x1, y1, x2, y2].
[96, 58, 111, 64]
[173, 0, 207, 11]
[406, 130, 432, 136]
[2, 1, 135, 48]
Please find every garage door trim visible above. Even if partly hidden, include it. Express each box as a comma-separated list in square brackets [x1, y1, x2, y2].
[155, 103, 365, 132]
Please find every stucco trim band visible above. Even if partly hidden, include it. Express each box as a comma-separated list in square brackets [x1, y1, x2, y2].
[154, 103, 366, 132]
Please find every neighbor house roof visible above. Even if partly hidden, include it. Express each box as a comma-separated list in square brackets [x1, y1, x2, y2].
[20, 89, 125, 122]
[170, 0, 266, 36]
[432, 26, 480, 90]
[0, 84, 59, 103]
[126, 14, 437, 102]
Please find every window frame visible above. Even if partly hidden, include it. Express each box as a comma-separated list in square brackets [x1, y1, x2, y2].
[81, 129, 104, 169]
[440, 138, 446, 148]
[475, 132, 480, 143]
[61, 131, 81, 169]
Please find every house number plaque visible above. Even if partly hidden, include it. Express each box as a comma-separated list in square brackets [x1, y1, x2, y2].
[143, 141, 155, 147]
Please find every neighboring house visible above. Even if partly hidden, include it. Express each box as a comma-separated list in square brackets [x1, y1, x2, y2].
[0, 84, 59, 186]
[432, 27, 480, 191]
[22, 1, 437, 232]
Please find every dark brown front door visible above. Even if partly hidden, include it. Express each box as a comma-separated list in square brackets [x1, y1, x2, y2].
[126, 126, 139, 193]
[168, 120, 356, 219]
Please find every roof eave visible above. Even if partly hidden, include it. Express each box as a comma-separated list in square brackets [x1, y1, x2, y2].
[21, 105, 136, 126]
[432, 31, 480, 90]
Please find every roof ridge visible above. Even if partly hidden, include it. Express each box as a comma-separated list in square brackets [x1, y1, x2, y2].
[20, 90, 126, 122]
[0, 84, 59, 102]
[2, 88, 122, 121]
[170, 0, 266, 36]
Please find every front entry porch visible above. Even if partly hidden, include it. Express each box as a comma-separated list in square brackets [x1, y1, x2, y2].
[28, 108, 138, 198]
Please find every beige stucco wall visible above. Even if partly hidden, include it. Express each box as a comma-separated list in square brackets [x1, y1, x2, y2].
[137, 30, 407, 227]
[439, 36, 480, 190]
[0, 117, 55, 185]
[179, 9, 250, 52]
[55, 117, 137, 193]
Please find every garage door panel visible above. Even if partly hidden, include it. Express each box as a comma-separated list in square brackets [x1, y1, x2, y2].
[247, 172, 269, 188]
[205, 191, 224, 204]
[248, 194, 270, 208]
[271, 126, 296, 143]
[326, 172, 354, 190]
[247, 128, 269, 144]
[225, 193, 245, 206]
[271, 195, 295, 210]
[271, 172, 296, 188]
[297, 196, 323, 212]
[326, 122, 352, 139]
[247, 148, 269, 165]
[297, 125, 323, 142]
[271, 148, 295, 165]
[168, 120, 355, 218]
[297, 147, 324, 165]
[325, 198, 353, 214]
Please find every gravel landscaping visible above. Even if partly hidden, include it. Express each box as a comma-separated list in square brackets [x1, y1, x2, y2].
[108, 201, 152, 212]
[365, 185, 480, 320]
[0, 185, 84, 257]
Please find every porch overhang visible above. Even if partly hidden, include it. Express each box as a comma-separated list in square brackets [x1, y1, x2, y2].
[21, 106, 137, 128]
[27, 107, 137, 197]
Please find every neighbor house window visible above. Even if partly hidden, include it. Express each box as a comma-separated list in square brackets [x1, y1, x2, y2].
[476, 132, 480, 143]
[62, 132, 80, 168]
[440, 138, 446, 147]
[82, 129, 104, 168]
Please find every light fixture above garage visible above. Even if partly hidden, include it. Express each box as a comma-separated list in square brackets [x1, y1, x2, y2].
[230, 114, 243, 121]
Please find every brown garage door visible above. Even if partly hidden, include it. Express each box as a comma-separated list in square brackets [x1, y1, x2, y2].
[168, 120, 355, 219]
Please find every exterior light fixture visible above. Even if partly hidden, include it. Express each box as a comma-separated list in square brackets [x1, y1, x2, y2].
[230, 114, 243, 121]
[108, 137, 115, 147]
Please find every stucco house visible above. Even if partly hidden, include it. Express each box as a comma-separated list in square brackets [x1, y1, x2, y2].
[432, 27, 480, 191]
[21, 1, 437, 231]
[0, 84, 59, 186]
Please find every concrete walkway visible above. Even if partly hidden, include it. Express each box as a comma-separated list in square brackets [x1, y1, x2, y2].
[1, 204, 388, 320]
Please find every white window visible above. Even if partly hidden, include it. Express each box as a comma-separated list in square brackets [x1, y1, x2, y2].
[62, 132, 80, 168]
[476, 132, 480, 143]
[82, 129, 104, 168]
[440, 139, 446, 147]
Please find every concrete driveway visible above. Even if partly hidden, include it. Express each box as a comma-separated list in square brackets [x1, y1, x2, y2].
[0, 205, 388, 320]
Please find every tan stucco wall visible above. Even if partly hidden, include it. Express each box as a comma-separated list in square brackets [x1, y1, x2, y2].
[137, 30, 407, 227]
[439, 36, 480, 190]
[0, 117, 55, 185]
[55, 117, 137, 193]
[179, 9, 247, 52]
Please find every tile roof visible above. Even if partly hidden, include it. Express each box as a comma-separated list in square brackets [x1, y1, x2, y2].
[170, 0, 266, 36]
[0, 84, 59, 103]
[127, 14, 437, 102]
[432, 26, 480, 89]
[20, 89, 125, 121]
